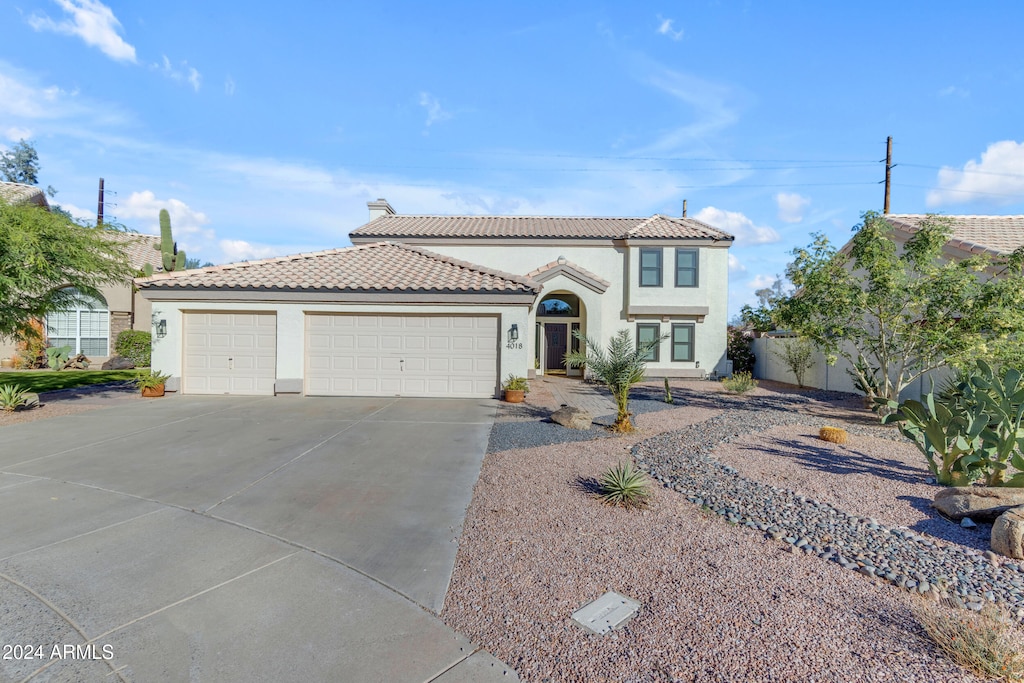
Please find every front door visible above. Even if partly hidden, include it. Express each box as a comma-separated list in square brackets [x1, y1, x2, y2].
[545, 323, 568, 374]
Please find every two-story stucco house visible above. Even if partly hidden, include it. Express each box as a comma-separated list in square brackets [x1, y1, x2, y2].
[138, 199, 733, 398]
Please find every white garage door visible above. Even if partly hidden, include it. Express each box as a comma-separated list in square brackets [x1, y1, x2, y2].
[305, 314, 498, 398]
[183, 312, 277, 395]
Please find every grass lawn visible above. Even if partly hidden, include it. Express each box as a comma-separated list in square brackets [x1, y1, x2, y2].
[0, 370, 137, 393]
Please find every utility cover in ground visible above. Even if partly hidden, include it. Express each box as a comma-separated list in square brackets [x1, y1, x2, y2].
[571, 591, 640, 635]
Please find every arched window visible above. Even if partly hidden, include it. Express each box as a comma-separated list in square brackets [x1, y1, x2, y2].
[538, 294, 580, 317]
[45, 289, 109, 356]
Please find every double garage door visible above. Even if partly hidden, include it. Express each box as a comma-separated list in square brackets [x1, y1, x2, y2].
[305, 314, 498, 398]
[182, 312, 498, 398]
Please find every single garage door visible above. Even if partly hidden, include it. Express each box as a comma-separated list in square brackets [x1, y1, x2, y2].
[183, 312, 277, 395]
[305, 314, 498, 398]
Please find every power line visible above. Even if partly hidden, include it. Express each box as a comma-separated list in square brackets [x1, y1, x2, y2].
[892, 183, 1024, 199]
[899, 163, 1024, 179]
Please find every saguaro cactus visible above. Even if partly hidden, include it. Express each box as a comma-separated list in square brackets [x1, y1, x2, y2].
[148, 208, 186, 274]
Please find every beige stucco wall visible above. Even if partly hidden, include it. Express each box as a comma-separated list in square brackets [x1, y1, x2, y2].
[412, 242, 731, 377]
[148, 299, 532, 396]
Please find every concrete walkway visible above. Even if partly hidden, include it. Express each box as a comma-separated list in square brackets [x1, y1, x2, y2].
[0, 395, 518, 682]
[527, 375, 617, 416]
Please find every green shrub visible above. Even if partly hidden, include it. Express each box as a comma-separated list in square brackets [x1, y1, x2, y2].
[116, 330, 152, 367]
[598, 461, 651, 508]
[502, 375, 529, 392]
[881, 360, 1024, 487]
[727, 328, 756, 374]
[722, 371, 757, 394]
[0, 384, 30, 411]
[773, 337, 815, 388]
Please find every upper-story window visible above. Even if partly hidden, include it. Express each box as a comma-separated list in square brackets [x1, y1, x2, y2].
[639, 248, 662, 287]
[675, 248, 699, 288]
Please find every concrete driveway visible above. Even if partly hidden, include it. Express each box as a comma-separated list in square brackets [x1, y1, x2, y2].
[0, 395, 517, 682]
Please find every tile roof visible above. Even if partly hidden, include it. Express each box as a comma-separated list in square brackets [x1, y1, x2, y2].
[885, 214, 1024, 256]
[105, 231, 164, 272]
[350, 213, 733, 241]
[135, 241, 541, 294]
[0, 181, 49, 208]
[526, 258, 611, 291]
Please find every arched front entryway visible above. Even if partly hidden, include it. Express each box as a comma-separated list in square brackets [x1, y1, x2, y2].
[535, 291, 586, 376]
[45, 288, 109, 356]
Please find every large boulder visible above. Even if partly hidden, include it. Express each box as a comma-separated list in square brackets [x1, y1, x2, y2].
[933, 486, 1024, 522]
[101, 356, 135, 370]
[550, 406, 592, 430]
[991, 507, 1024, 559]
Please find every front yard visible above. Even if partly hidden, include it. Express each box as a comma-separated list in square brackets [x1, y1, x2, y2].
[442, 380, 1022, 682]
[0, 369, 136, 393]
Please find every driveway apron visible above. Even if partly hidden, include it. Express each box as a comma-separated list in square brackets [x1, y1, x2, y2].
[0, 395, 517, 682]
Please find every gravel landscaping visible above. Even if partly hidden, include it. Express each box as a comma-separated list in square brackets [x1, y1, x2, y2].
[0, 382, 137, 427]
[443, 381, 1017, 682]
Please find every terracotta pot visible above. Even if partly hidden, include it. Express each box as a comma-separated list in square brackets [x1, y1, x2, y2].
[503, 389, 525, 403]
[141, 384, 165, 398]
[0, 358, 13, 369]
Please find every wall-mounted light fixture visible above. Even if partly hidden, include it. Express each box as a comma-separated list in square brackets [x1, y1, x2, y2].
[156, 319, 167, 338]
[508, 323, 519, 342]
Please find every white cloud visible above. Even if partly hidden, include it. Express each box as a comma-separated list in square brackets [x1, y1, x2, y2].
[116, 190, 210, 242]
[28, 0, 136, 63]
[418, 92, 452, 127]
[633, 62, 742, 155]
[656, 16, 684, 41]
[939, 85, 969, 98]
[218, 239, 285, 263]
[775, 192, 810, 223]
[224, 76, 236, 96]
[4, 126, 33, 142]
[927, 140, 1024, 206]
[748, 274, 776, 290]
[693, 206, 780, 246]
[728, 253, 745, 274]
[58, 202, 94, 222]
[154, 56, 202, 92]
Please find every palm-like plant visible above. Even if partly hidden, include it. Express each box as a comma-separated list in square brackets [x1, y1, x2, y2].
[564, 328, 666, 432]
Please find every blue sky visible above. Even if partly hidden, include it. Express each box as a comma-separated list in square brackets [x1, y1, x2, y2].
[3, 1, 1023, 317]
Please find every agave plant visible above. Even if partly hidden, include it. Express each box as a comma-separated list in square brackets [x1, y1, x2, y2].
[564, 329, 665, 432]
[598, 461, 651, 508]
[0, 383, 30, 411]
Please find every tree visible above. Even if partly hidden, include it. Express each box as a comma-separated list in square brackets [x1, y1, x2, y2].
[0, 200, 133, 340]
[564, 328, 665, 432]
[773, 337, 815, 388]
[0, 140, 40, 185]
[740, 276, 789, 333]
[776, 211, 1024, 403]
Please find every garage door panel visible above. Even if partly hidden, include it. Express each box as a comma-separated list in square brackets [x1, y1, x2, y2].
[305, 314, 497, 398]
[183, 312, 277, 396]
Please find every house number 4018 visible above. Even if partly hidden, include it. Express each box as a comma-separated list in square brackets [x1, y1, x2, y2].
[506, 342, 523, 350]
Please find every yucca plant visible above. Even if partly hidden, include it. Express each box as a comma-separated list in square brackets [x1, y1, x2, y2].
[598, 461, 651, 508]
[564, 329, 665, 432]
[0, 383, 30, 411]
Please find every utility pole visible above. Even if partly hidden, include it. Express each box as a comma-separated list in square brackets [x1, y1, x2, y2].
[883, 137, 893, 214]
[96, 178, 104, 225]
[682, 199, 688, 218]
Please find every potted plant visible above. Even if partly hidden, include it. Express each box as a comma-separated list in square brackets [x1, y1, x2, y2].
[134, 369, 171, 398]
[502, 375, 529, 403]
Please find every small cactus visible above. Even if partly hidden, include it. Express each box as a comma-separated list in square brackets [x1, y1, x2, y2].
[663, 377, 673, 404]
[819, 426, 849, 445]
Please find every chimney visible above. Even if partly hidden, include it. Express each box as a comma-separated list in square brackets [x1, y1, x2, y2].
[368, 198, 396, 221]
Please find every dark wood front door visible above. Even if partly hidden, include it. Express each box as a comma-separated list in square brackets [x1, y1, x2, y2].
[545, 323, 568, 373]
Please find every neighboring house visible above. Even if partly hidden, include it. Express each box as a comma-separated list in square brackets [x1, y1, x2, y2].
[0, 181, 161, 364]
[753, 213, 1024, 398]
[138, 198, 734, 399]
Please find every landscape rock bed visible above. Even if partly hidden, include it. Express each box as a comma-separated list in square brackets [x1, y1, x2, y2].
[634, 404, 1024, 620]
